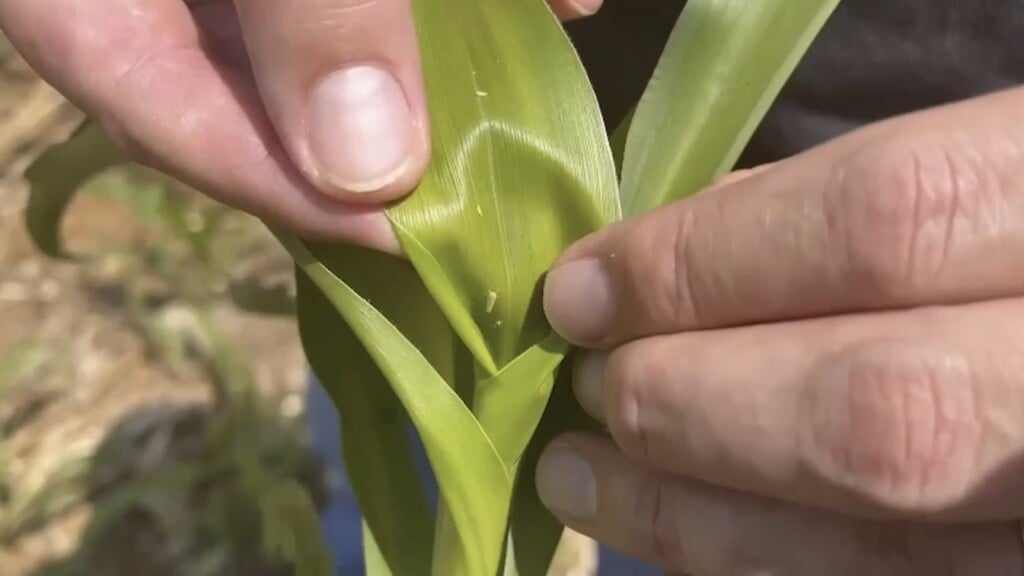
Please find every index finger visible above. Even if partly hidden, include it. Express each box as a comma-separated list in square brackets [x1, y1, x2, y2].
[578, 297, 1024, 521]
[0, 0, 396, 249]
[543, 87, 1024, 349]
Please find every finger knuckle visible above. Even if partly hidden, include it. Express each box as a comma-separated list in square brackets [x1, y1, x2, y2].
[293, 0, 382, 30]
[605, 343, 660, 463]
[633, 472, 686, 567]
[826, 135, 989, 300]
[620, 207, 704, 331]
[800, 341, 983, 512]
[668, 208, 705, 328]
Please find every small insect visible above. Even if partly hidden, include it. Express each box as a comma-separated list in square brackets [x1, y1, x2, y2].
[485, 290, 498, 314]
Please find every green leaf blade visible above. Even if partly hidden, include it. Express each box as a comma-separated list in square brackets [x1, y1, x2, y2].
[280, 233, 512, 576]
[296, 270, 434, 576]
[508, 362, 603, 576]
[473, 333, 568, 468]
[620, 0, 841, 215]
[392, 0, 620, 371]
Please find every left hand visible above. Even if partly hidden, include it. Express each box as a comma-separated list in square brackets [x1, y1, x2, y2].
[0, 0, 601, 251]
[537, 86, 1024, 574]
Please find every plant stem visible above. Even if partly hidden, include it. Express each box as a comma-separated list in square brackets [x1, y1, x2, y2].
[432, 489, 515, 576]
[431, 501, 466, 576]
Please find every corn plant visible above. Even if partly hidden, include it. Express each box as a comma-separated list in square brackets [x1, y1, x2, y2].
[24, 1, 840, 574]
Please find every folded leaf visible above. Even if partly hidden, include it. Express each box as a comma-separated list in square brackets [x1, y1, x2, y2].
[472, 333, 567, 468]
[305, 0, 624, 573]
[279, 232, 512, 576]
[392, 0, 620, 373]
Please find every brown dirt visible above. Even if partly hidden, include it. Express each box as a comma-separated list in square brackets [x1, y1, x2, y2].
[0, 41, 307, 576]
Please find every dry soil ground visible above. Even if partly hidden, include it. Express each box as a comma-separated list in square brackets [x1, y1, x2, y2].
[0, 36, 310, 576]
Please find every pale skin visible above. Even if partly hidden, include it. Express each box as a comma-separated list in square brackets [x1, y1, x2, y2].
[539, 87, 1024, 574]
[3, 1, 1024, 574]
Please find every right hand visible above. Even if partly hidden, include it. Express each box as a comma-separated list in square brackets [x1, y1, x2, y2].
[0, 0, 601, 252]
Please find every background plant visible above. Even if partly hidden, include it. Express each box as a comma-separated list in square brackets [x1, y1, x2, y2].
[1, 114, 316, 575]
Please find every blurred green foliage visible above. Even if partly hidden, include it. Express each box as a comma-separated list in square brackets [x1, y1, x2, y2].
[4, 163, 328, 576]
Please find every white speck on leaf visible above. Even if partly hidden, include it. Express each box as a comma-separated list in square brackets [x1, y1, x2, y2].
[485, 290, 498, 314]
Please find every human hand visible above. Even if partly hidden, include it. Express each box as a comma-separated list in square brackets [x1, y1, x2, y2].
[0, 0, 600, 252]
[538, 86, 1024, 574]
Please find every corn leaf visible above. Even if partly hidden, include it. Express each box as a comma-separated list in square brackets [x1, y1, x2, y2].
[620, 0, 841, 216]
[608, 108, 634, 177]
[24, 122, 127, 258]
[507, 363, 600, 576]
[296, 1, 623, 573]
[279, 232, 512, 576]
[472, 333, 566, 468]
[296, 268, 434, 576]
[364, 521, 395, 576]
[304, 242, 476, 400]
[392, 0, 620, 374]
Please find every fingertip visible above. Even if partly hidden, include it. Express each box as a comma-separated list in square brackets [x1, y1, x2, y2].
[570, 0, 604, 17]
[543, 257, 615, 346]
[536, 441, 598, 521]
[549, 0, 604, 20]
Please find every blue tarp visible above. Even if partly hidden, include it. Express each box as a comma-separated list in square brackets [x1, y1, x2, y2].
[304, 376, 659, 576]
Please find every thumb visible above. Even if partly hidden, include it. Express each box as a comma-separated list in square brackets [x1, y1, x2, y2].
[232, 0, 430, 203]
[543, 166, 767, 349]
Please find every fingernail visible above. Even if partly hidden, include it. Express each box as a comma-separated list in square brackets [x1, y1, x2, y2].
[536, 444, 597, 520]
[308, 66, 415, 194]
[573, 351, 607, 419]
[570, 0, 603, 16]
[544, 258, 614, 344]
